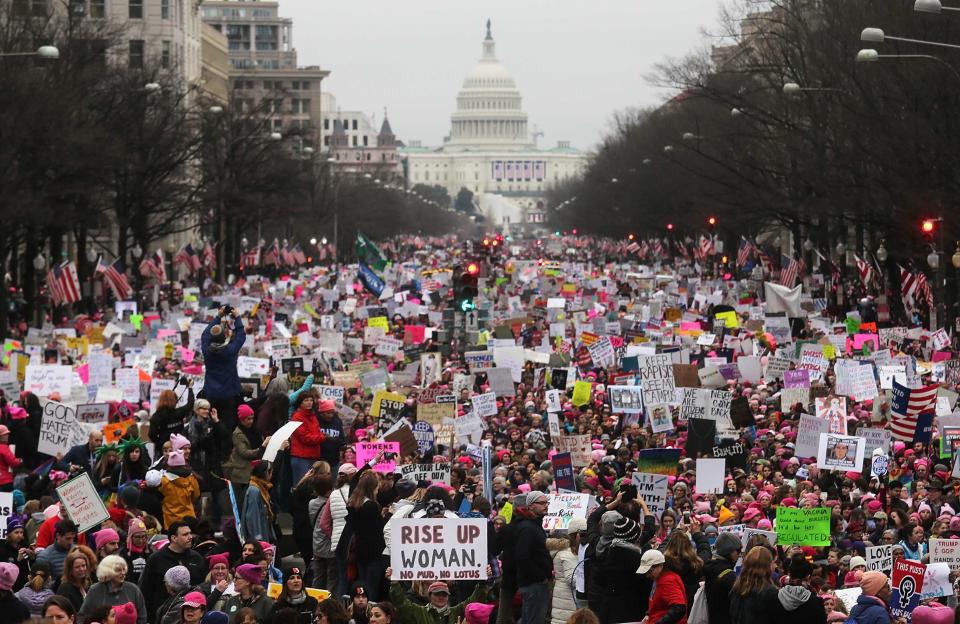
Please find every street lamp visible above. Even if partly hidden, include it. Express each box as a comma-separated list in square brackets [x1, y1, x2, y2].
[269, 132, 282, 141]
[144, 82, 161, 92]
[309, 237, 317, 246]
[803, 238, 813, 252]
[303, 146, 315, 155]
[856, 48, 960, 81]
[208, 105, 224, 114]
[928, 250, 940, 269]
[835, 241, 846, 257]
[0, 45, 59, 59]
[861, 26, 960, 50]
[663, 145, 674, 153]
[682, 132, 702, 141]
[952, 242, 960, 268]
[241, 237, 248, 249]
[86, 248, 98, 264]
[731, 107, 744, 117]
[876, 241, 888, 263]
[321, 237, 327, 245]
[915, 0, 960, 12]
[33, 254, 46, 272]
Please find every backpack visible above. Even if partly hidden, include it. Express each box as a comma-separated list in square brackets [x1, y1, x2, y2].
[690, 568, 732, 624]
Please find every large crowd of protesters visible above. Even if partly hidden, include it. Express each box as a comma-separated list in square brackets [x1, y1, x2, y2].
[0, 234, 954, 624]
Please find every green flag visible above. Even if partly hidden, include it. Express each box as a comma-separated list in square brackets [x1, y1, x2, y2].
[355, 232, 388, 273]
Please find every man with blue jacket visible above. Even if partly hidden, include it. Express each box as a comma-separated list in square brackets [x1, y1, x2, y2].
[200, 306, 245, 458]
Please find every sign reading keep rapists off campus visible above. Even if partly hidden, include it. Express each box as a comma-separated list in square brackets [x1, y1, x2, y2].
[390, 518, 488, 581]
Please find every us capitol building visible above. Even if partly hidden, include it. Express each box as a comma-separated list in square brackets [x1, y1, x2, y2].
[401, 21, 587, 233]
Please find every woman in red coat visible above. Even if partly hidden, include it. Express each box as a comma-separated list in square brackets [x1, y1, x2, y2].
[0, 425, 22, 492]
[290, 390, 325, 484]
[639, 549, 688, 624]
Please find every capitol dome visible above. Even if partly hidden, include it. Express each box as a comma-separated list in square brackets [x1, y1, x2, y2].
[447, 20, 532, 150]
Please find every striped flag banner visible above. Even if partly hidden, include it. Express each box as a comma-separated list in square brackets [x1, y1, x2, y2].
[779, 255, 804, 288]
[889, 379, 938, 441]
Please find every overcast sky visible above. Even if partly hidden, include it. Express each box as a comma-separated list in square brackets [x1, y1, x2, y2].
[281, 0, 724, 152]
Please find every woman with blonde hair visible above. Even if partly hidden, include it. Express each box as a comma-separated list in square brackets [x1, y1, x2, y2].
[730, 546, 778, 624]
[79, 554, 148, 624]
[57, 549, 93, 612]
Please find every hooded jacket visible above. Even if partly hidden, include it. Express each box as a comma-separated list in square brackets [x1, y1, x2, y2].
[513, 512, 552, 587]
[594, 540, 652, 624]
[200, 315, 244, 401]
[147, 467, 200, 528]
[773, 585, 826, 624]
[290, 407, 326, 460]
[849, 594, 892, 624]
[549, 540, 578, 624]
[702, 557, 737, 624]
[14, 585, 54, 617]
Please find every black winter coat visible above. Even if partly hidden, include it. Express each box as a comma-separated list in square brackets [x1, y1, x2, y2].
[702, 557, 736, 624]
[513, 515, 552, 587]
[593, 541, 651, 624]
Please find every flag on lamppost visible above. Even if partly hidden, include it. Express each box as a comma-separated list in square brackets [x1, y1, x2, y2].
[356, 232, 388, 273]
[95, 258, 132, 301]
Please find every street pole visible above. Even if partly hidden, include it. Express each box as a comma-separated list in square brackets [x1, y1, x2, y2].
[332, 176, 339, 272]
[938, 210, 946, 331]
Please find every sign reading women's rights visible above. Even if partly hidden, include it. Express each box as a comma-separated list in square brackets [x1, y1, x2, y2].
[357, 441, 401, 473]
[390, 518, 487, 581]
[775, 507, 831, 546]
[55, 473, 110, 532]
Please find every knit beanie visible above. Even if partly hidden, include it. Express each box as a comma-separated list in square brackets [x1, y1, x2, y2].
[465, 603, 495, 624]
[0, 562, 18, 591]
[112, 602, 138, 624]
[714, 532, 742, 558]
[235, 563, 262, 585]
[600, 511, 622, 537]
[913, 603, 954, 624]
[164, 565, 192, 592]
[859, 571, 888, 597]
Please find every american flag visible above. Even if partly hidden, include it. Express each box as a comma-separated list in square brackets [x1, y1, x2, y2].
[699, 235, 715, 258]
[240, 246, 260, 270]
[202, 242, 216, 268]
[855, 255, 877, 290]
[47, 262, 81, 305]
[652, 239, 665, 257]
[625, 241, 640, 254]
[173, 244, 202, 273]
[779, 254, 804, 287]
[139, 250, 166, 282]
[889, 379, 938, 441]
[674, 240, 690, 261]
[280, 244, 295, 266]
[814, 248, 842, 283]
[291, 244, 306, 265]
[736, 237, 755, 268]
[637, 240, 650, 259]
[261, 243, 280, 266]
[900, 266, 932, 309]
[95, 258, 132, 301]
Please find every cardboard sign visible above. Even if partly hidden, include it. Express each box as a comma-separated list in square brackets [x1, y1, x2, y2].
[775, 507, 831, 546]
[609, 385, 643, 413]
[390, 518, 488, 581]
[637, 354, 676, 405]
[555, 434, 592, 467]
[695, 458, 725, 493]
[76, 403, 110, 424]
[417, 402, 454, 426]
[632, 472, 669, 517]
[55, 473, 110, 532]
[890, 559, 925, 622]
[357, 441, 401, 473]
[38, 400, 86, 457]
[929, 538, 960, 566]
[637, 448, 681, 476]
[545, 389, 562, 413]
[398, 463, 451, 485]
[571, 380, 591, 407]
[0, 492, 12, 539]
[371, 391, 406, 421]
[542, 492, 593, 532]
[817, 433, 866, 472]
[464, 351, 494, 373]
[236, 356, 270, 378]
[866, 544, 892, 573]
[920, 563, 951, 601]
[317, 385, 345, 406]
[795, 414, 830, 459]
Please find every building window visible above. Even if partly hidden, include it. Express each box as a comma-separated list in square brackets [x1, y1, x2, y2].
[352, 119, 358, 130]
[88, 0, 104, 18]
[362, 135, 368, 146]
[300, 81, 311, 90]
[272, 119, 282, 131]
[270, 99, 284, 114]
[128, 39, 144, 68]
[161, 0, 169, 19]
[129, 0, 142, 18]
[324, 136, 330, 146]
[161, 40, 171, 68]
[366, 153, 371, 161]
[352, 136, 357, 147]
[323, 119, 330, 130]
[291, 98, 309, 114]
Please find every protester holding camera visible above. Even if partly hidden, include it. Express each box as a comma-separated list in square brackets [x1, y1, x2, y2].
[200, 306, 245, 457]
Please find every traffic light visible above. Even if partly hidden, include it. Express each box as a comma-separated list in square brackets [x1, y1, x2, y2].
[707, 216, 717, 230]
[454, 265, 479, 312]
[666, 223, 674, 231]
[922, 219, 936, 243]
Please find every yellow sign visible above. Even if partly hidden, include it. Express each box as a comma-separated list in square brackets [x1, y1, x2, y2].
[367, 316, 389, 330]
[371, 390, 406, 419]
[501, 501, 514, 524]
[267, 582, 330, 602]
[714, 310, 739, 329]
[304, 303, 321, 319]
[572, 380, 592, 407]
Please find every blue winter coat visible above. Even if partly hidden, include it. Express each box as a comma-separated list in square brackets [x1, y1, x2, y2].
[200, 316, 245, 400]
[849, 594, 891, 624]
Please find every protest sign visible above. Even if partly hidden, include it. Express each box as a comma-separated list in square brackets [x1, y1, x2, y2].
[609, 385, 643, 413]
[316, 385, 345, 406]
[680, 388, 707, 421]
[860, 428, 890, 463]
[357, 441, 401, 473]
[815, 396, 848, 435]
[545, 389, 562, 413]
[76, 403, 110, 425]
[866, 544, 892, 573]
[464, 351, 495, 373]
[542, 492, 593, 531]
[418, 402, 454, 426]
[775, 507, 831, 546]
[929, 538, 960, 566]
[236, 356, 270, 377]
[412, 421, 435, 454]
[148, 378, 176, 415]
[920, 563, 951, 601]
[695, 458, 725, 493]
[632, 472, 669, 517]
[24, 364, 72, 398]
[55, 473, 110, 532]
[553, 452, 576, 491]
[390, 518, 488, 581]
[555, 434, 592, 467]
[38, 400, 86, 457]
[454, 413, 484, 444]
[263, 421, 301, 462]
[708, 390, 732, 429]
[817, 433, 865, 472]
[371, 391, 405, 421]
[637, 354, 676, 405]
[571, 380, 591, 407]
[114, 367, 141, 403]
[0, 493, 11, 539]
[890, 559, 925, 623]
[486, 368, 516, 397]
[710, 442, 747, 470]
[637, 448, 681, 476]
[741, 528, 777, 548]
[795, 414, 830, 459]
[472, 392, 498, 418]
[399, 463, 451, 484]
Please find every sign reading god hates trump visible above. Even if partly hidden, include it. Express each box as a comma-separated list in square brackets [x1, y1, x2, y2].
[390, 518, 488, 581]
